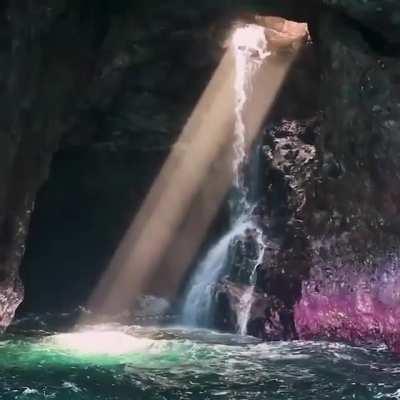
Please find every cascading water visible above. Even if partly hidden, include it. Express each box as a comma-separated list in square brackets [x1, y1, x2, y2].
[182, 25, 270, 333]
[232, 25, 270, 192]
[236, 225, 266, 335]
[181, 217, 254, 327]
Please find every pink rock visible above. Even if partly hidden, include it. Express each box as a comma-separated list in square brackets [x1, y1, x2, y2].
[295, 259, 400, 352]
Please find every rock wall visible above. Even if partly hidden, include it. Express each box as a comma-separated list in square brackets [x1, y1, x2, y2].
[293, 6, 400, 350]
[0, 1, 110, 329]
[214, 1, 400, 348]
[241, 1, 400, 348]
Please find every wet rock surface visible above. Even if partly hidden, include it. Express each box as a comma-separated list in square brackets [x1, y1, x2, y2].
[295, 252, 400, 352]
[252, 118, 319, 341]
[291, 11, 400, 350]
[0, 1, 114, 328]
[222, 5, 400, 349]
[214, 279, 297, 340]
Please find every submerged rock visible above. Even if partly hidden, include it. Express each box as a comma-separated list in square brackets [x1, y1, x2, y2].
[134, 295, 170, 319]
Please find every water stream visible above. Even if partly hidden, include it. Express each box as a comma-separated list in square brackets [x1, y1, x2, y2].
[236, 225, 266, 335]
[182, 25, 269, 333]
[181, 217, 254, 327]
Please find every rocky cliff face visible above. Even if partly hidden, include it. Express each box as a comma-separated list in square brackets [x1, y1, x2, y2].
[242, 1, 400, 348]
[0, 1, 110, 329]
[293, 7, 400, 351]
[212, 1, 400, 348]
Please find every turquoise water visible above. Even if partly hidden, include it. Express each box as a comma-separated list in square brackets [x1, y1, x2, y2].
[1, 321, 399, 399]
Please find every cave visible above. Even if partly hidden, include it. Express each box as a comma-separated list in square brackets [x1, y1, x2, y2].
[1, 1, 400, 399]
[16, 9, 319, 323]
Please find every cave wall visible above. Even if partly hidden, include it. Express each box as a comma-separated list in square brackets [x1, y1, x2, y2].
[211, 0, 400, 345]
[293, 7, 400, 351]
[0, 1, 111, 328]
[247, 2, 400, 347]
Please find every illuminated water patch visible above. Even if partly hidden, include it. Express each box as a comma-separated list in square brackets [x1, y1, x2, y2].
[48, 330, 155, 356]
[0, 323, 398, 399]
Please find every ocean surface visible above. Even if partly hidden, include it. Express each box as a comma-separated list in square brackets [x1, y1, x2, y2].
[0, 315, 399, 400]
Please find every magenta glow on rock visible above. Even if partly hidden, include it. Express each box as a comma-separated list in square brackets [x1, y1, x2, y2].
[294, 256, 400, 352]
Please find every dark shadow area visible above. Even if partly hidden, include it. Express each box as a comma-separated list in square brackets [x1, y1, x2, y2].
[18, 146, 167, 314]
[16, 4, 232, 316]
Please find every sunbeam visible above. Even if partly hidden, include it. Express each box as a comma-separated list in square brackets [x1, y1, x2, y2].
[81, 18, 308, 324]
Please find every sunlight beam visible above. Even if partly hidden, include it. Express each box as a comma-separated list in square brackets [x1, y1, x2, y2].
[81, 19, 307, 324]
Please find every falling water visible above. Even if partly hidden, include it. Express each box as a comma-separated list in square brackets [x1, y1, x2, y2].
[181, 217, 254, 326]
[231, 24, 271, 216]
[182, 25, 270, 331]
[236, 225, 266, 335]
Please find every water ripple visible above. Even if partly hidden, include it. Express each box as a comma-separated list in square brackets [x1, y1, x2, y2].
[0, 322, 399, 399]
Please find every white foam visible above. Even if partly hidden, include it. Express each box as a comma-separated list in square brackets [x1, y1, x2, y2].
[62, 382, 81, 392]
[22, 388, 39, 395]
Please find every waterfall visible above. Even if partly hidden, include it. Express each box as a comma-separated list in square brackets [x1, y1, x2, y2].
[181, 24, 270, 332]
[236, 225, 266, 335]
[231, 24, 271, 217]
[181, 217, 254, 326]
